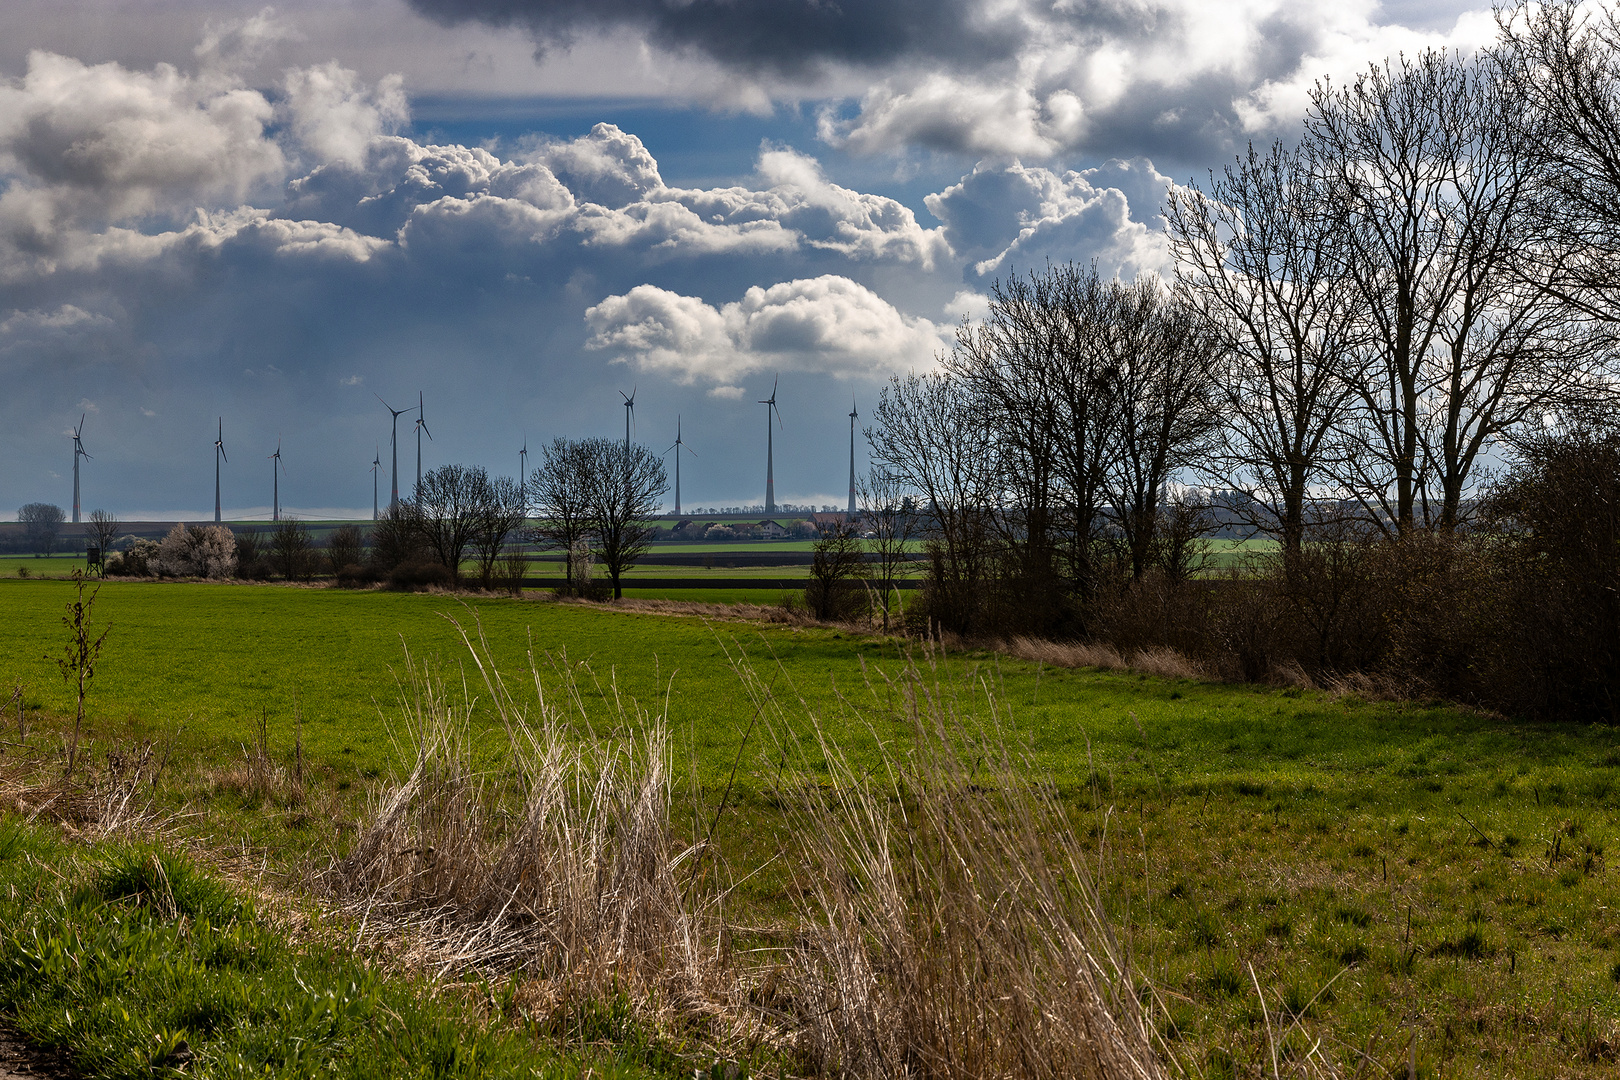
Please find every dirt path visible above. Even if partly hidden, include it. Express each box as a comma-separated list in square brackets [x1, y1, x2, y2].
[0, 1028, 68, 1079]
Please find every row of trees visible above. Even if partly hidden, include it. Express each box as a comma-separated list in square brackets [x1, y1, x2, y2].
[867, 4, 1620, 646]
[59, 441, 668, 594]
[348, 442, 668, 597]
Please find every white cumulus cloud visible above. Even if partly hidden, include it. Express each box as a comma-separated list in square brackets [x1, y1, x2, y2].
[927, 157, 1174, 279]
[584, 276, 949, 385]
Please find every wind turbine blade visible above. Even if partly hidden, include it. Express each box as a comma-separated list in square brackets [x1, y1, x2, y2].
[422, 422, 433, 440]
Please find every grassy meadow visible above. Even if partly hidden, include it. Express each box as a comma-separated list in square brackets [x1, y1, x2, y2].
[1, 575, 1618, 1075]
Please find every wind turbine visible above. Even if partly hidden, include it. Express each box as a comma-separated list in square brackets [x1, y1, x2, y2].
[213, 417, 227, 523]
[269, 440, 284, 522]
[378, 395, 407, 509]
[370, 447, 381, 521]
[847, 398, 859, 515]
[414, 390, 431, 495]
[71, 415, 89, 524]
[664, 416, 696, 516]
[519, 435, 528, 484]
[620, 387, 636, 449]
[760, 377, 781, 515]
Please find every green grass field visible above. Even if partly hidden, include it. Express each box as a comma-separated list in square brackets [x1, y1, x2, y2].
[2, 576, 1618, 1075]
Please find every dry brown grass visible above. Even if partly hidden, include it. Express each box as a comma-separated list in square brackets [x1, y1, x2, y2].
[206, 707, 305, 808]
[324, 620, 727, 1029]
[0, 729, 177, 837]
[1005, 636, 1205, 681]
[320, 617, 1208, 1078]
[762, 646, 1167, 1080]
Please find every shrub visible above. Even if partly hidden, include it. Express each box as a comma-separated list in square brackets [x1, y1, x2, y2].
[106, 537, 159, 578]
[804, 518, 869, 622]
[154, 524, 236, 579]
[270, 518, 316, 581]
[386, 561, 451, 590]
[368, 502, 426, 576]
[704, 525, 736, 541]
[326, 524, 367, 577]
[233, 529, 268, 579]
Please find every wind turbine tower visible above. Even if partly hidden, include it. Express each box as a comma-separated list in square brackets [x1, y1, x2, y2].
[665, 417, 696, 516]
[378, 396, 407, 509]
[370, 447, 381, 521]
[71, 415, 89, 524]
[760, 377, 781, 515]
[847, 398, 859, 515]
[269, 440, 283, 522]
[519, 436, 528, 484]
[620, 387, 636, 449]
[414, 391, 432, 495]
[213, 417, 227, 523]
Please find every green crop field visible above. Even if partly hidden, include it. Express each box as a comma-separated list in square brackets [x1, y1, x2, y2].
[3, 577, 1619, 1075]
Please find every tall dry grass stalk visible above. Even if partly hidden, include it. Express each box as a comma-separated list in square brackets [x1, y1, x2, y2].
[333, 620, 1180, 1077]
[329, 619, 712, 1011]
[752, 640, 1167, 1080]
[1005, 636, 1205, 681]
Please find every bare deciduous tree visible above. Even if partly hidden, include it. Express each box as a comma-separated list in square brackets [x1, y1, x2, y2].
[87, 509, 119, 555]
[947, 269, 1069, 600]
[578, 437, 668, 600]
[326, 524, 367, 576]
[368, 502, 426, 576]
[527, 438, 595, 592]
[1498, 1, 1620, 320]
[1308, 48, 1594, 533]
[1098, 278, 1224, 580]
[868, 372, 997, 632]
[806, 517, 868, 622]
[414, 464, 491, 585]
[858, 468, 918, 630]
[271, 517, 315, 581]
[18, 503, 64, 556]
[1168, 140, 1364, 554]
[472, 474, 527, 590]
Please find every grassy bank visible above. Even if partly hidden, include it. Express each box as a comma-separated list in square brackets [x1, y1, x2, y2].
[0, 819, 694, 1077]
[1, 577, 1618, 1074]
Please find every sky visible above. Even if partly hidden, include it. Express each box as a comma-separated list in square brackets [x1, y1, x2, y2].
[0, 0, 1500, 520]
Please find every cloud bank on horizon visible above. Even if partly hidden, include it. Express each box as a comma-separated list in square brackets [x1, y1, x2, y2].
[0, 0, 1496, 517]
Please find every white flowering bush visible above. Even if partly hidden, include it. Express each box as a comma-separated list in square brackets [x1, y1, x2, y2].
[154, 523, 237, 579]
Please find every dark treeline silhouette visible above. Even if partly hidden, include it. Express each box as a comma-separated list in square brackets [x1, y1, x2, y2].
[868, 8, 1620, 720]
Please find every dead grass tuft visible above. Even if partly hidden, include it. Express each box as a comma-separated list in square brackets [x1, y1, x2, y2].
[325, 621, 721, 1020]
[743, 640, 1167, 1080]
[1006, 636, 1205, 681]
[324, 617, 1191, 1077]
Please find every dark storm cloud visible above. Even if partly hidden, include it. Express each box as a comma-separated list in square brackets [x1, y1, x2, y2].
[405, 0, 1026, 77]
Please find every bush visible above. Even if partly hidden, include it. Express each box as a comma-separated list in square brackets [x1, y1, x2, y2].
[704, 525, 736, 541]
[368, 503, 426, 577]
[233, 529, 268, 579]
[106, 537, 159, 577]
[805, 519, 870, 622]
[386, 561, 451, 590]
[270, 518, 317, 581]
[1478, 430, 1620, 720]
[326, 524, 367, 575]
[154, 524, 236, 579]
